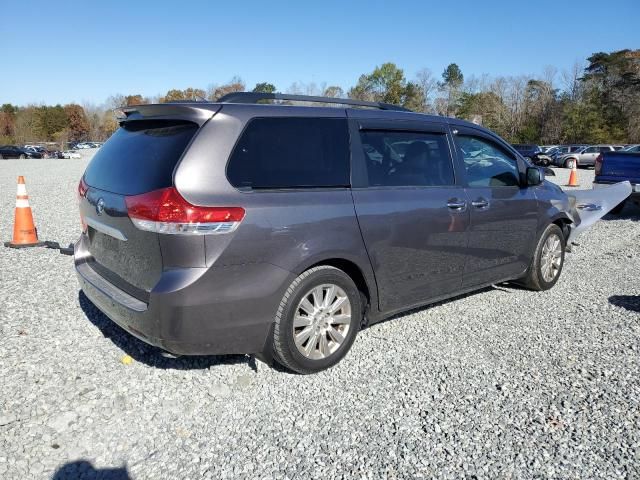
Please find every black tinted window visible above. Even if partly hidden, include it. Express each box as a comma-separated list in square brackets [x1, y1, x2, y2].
[359, 130, 455, 187]
[227, 118, 350, 189]
[456, 135, 520, 187]
[84, 120, 198, 195]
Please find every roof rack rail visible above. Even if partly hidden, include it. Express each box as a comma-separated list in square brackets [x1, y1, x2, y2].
[216, 92, 412, 112]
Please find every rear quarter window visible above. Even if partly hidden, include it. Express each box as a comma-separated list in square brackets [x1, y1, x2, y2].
[226, 117, 350, 189]
[83, 120, 198, 195]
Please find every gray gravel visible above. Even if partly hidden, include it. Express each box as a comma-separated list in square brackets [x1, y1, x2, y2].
[1, 159, 639, 479]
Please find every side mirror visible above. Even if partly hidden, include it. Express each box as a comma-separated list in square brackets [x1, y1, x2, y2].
[526, 166, 543, 186]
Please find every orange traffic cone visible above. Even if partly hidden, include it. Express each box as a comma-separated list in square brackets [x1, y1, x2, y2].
[566, 160, 579, 187]
[4, 176, 44, 248]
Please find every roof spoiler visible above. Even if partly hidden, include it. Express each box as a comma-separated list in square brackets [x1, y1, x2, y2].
[116, 104, 220, 127]
[217, 92, 412, 112]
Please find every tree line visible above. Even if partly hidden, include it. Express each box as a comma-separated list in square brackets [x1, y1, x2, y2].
[1, 49, 638, 146]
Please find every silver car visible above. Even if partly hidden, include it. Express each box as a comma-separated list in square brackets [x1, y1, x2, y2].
[556, 145, 616, 168]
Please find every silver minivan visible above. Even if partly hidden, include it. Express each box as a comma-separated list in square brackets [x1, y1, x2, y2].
[75, 93, 606, 373]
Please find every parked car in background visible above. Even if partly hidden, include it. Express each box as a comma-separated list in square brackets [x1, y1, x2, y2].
[594, 150, 640, 214]
[0, 145, 42, 159]
[512, 144, 553, 166]
[622, 145, 640, 153]
[62, 150, 82, 159]
[75, 142, 102, 149]
[555, 145, 616, 168]
[546, 145, 583, 162]
[545, 146, 563, 159]
[540, 145, 559, 153]
[24, 145, 53, 158]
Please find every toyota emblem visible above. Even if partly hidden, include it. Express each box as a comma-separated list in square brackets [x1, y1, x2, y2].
[96, 198, 105, 215]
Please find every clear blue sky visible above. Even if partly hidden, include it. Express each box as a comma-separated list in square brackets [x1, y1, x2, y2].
[2, 0, 638, 106]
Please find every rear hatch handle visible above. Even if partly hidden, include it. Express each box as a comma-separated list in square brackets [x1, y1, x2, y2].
[85, 217, 128, 241]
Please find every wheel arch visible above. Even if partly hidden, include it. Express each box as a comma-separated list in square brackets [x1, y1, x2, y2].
[550, 214, 573, 242]
[300, 257, 378, 325]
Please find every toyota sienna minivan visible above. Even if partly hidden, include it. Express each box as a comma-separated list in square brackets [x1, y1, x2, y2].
[76, 92, 577, 374]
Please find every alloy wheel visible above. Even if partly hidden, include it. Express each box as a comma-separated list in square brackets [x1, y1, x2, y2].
[292, 284, 352, 360]
[540, 234, 562, 282]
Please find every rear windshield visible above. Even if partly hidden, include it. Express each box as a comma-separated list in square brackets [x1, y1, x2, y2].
[83, 120, 198, 195]
[227, 117, 350, 189]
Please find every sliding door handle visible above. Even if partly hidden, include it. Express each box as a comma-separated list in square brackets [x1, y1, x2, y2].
[471, 198, 490, 209]
[447, 199, 467, 210]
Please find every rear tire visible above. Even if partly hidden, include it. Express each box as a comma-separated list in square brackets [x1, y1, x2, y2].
[272, 265, 361, 374]
[609, 201, 626, 215]
[518, 224, 565, 291]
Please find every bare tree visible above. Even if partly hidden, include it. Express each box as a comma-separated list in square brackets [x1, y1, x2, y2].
[561, 61, 585, 101]
[415, 68, 437, 113]
[207, 76, 245, 100]
[82, 102, 107, 141]
[502, 76, 529, 139]
[105, 94, 126, 109]
[323, 85, 344, 98]
[542, 65, 558, 89]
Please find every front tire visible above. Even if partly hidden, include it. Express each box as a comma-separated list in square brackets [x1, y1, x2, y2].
[272, 265, 361, 374]
[19, 154, 25, 159]
[564, 158, 576, 169]
[518, 224, 565, 291]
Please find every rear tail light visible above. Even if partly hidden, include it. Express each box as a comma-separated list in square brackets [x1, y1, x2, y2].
[78, 177, 88, 201]
[125, 187, 245, 235]
[595, 153, 603, 175]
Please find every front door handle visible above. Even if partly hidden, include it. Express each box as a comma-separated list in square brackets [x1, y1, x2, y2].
[447, 199, 467, 210]
[471, 198, 490, 209]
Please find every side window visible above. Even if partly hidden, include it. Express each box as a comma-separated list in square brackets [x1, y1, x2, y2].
[599, 146, 611, 153]
[358, 130, 455, 187]
[455, 135, 520, 187]
[584, 146, 598, 153]
[227, 118, 350, 189]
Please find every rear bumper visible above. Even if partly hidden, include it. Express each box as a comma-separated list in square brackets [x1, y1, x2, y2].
[75, 235, 295, 355]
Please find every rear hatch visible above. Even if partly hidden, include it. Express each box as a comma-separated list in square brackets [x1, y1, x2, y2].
[598, 152, 640, 183]
[79, 118, 201, 297]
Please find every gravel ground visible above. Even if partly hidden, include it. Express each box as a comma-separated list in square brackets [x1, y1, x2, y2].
[1, 159, 639, 479]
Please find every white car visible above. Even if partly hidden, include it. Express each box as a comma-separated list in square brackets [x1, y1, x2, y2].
[62, 150, 81, 159]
